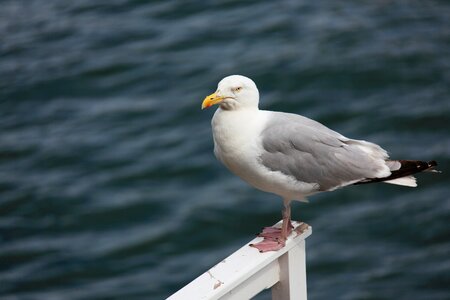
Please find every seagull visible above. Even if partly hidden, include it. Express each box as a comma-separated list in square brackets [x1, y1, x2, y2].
[201, 75, 437, 252]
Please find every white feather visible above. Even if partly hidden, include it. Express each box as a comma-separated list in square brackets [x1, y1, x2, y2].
[383, 176, 417, 187]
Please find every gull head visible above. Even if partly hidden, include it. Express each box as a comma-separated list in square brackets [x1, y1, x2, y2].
[202, 75, 259, 110]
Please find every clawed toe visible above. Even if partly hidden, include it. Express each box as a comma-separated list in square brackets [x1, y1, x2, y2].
[250, 225, 287, 252]
[250, 239, 285, 252]
[250, 221, 308, 252]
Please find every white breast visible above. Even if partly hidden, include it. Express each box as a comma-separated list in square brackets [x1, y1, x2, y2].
[211, 108, 266, 173]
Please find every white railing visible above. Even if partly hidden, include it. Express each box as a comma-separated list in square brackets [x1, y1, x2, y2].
[167, 221, 312, 300]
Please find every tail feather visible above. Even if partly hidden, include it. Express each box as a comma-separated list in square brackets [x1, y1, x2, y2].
[355, 160, 437, 187]
[383, 176, 417, 187]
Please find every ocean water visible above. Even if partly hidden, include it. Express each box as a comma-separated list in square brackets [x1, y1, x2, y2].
[1, 1, 449, 299]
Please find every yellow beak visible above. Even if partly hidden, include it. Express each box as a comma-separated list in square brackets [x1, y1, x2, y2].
[201, 92, 224, 109]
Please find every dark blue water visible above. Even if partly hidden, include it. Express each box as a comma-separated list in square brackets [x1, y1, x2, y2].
[1, 1, 449, 299]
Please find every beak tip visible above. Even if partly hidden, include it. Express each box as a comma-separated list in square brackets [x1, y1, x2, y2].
[201, 92, 222, 110]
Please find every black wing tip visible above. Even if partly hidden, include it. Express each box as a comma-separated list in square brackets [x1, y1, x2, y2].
[399, 160, 437, 171]
[428, 160, 437, 168]
[354, 159, 438, 186]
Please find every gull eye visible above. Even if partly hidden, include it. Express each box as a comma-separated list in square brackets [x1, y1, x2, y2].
[234, 87, 242, 93]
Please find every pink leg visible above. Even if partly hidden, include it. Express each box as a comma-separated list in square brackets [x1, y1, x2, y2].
[281, 199, 293, 240]
[250, 199, 293, 253]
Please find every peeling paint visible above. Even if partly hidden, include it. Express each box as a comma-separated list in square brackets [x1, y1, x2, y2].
[207, 271, 224, 290]
[294, 222, 309, 235]
[213, 281, 222, 289]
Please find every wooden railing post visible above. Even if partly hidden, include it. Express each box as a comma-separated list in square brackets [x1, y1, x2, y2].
[271, 239, 307, 300]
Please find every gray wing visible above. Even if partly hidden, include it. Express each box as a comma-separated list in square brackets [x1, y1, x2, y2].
[259, 112, 389, 191]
